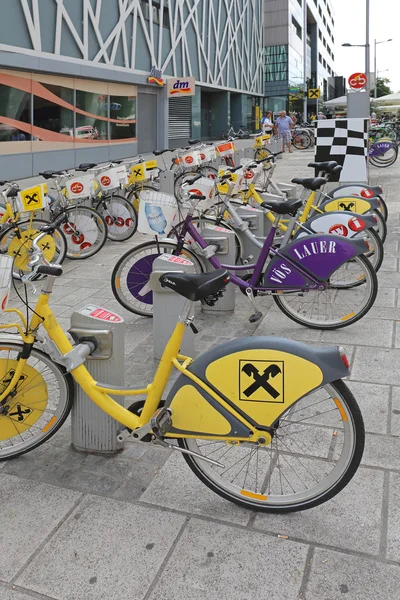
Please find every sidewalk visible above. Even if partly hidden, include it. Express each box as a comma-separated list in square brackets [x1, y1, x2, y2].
[1, 148, 400, 600]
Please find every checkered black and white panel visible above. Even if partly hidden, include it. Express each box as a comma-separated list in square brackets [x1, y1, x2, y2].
[315, 119, 369, 182]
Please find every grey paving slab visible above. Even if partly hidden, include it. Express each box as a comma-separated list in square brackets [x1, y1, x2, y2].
[351, 347, 400, 386]
[257, 306, 323, 342]
[306, 548, 400, 600]
[347, 381, 390, 434]
[379, 257, 398, 272]
[140, 453, 251, 525]
[387, 472, 400, 562]
[147, 518, 309, 600]
[362, 433, 400, 470]
[253, 467, 384, 555]
[0, 474, 81, 582]
[321, 318, 394, 348]
[0, 585, 52, 600]
[16, 495, 186, 600]
[374, 287, 396, 308]
[390, 386, 400, 436]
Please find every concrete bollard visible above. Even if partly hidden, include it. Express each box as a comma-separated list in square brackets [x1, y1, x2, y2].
[151, 254, 195, 360]
[200, 224, 236, 313]
[69, 305, 125, 455]
[159, 170, 175, 195]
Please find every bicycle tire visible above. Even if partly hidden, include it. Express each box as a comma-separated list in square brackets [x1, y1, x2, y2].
[126, 183, 158, 212]
[111, 240, 204, 316]
[254, 148, 272, 168]
[61, 205, 107, 259]
[221, 130, 230, 140]
[239, 129, 250, 139]
[273, 254, 377, 329]
[95, 193, 137, 242]
[378, 195, 389, 222]
[292, 131, 311, 150]
[0, 218, 67, 277]
[372, 209, 387, 243]
[360, 227, 384, 273]
[178, 379, 364, 512]
[0, 340, 74, 460]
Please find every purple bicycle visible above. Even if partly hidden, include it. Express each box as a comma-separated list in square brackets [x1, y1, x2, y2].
[111, 190, 378, 329]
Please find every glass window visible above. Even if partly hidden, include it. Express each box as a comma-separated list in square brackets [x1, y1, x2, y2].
[140, 0, 169, 27]
[76, 90, 108, 140]
[265, 46, 288, 82]
[291, 16, 302, 40]
[109, 94, 136, 141]
[0, 79, 31, 142]
[33, 83, 74, 139]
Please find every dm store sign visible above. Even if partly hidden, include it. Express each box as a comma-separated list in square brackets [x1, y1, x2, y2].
[167, 76, 195, 97]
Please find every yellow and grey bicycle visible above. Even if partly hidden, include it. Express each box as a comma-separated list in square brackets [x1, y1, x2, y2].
[0, 226, 364, 512]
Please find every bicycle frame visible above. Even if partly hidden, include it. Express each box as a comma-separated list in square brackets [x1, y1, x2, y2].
[0, 281, 261, 442]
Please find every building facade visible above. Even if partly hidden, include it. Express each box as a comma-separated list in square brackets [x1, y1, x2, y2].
[263, 0, 336, 116]
[0, 0, 263, 179]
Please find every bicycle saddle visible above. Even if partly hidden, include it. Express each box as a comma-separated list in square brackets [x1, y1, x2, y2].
[39, 170, 64, 179]
[291, 177, 327, 191]
[76, 163, 98, 171]
[188, 139, 201, 145]
[153, 149, 170, 155]
[6, 187, 18, 198]
[308, 161, 338, 171]
[260, 198, 303, 216]
[159, 269, 230, 302]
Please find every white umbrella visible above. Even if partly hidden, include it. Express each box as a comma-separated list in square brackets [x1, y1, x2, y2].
[323, 95, 347, 107]
[374, 92, 400, 105]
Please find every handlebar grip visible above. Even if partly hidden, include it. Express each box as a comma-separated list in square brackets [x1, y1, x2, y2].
[36, 265, 63, 277]
[189, 194, 206, 200]
[221, 174, 234, 181]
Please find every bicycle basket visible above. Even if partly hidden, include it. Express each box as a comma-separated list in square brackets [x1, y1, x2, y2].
[65, 175, 95, 200]
[217, 167, 244, 195]
[0, 255, 13, 312]
[186, 177, 216, 210]
[130, 162, 149, 183]
[15, 184, 50, 213]
[240, 159, 264, 185]
[216, 141, 236, 158]
[198, 146, 217, 163]
[138, 190, 179, 236]
[180, 151, 201, 168]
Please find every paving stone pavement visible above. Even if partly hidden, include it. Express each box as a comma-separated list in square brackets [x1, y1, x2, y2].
[1, 145, 400, 599]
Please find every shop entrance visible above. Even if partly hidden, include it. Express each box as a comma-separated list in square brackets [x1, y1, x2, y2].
[201, 90, 229, 140]
[137, 91, 157, 154]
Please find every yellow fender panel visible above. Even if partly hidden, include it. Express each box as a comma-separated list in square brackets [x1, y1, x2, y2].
[169, 385, 231, 435]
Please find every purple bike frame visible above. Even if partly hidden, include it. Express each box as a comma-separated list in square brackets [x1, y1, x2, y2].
[182, 216, 322, 291]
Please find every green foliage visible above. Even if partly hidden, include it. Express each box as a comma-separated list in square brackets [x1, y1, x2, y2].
[371, 77, 393, 98]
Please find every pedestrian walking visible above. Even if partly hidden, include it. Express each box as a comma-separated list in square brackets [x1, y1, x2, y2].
[261, 110, 273, 136]
[275, 110, 295, 153]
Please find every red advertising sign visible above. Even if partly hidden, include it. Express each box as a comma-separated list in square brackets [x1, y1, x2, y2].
[89, 308, 122, 322]
[361, 188, 375, 199]
[329, 224, 348, 237]
[101, 175, 111, 187]
[348, 217, 365, 232]
[70, 182, 84, 194]
[348, 72, 367, 89]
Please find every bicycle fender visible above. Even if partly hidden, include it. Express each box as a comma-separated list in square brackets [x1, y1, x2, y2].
[327, 184, 382, 200]
[293, 211, 376, 240]
[266, 234, 368, 285]
[165, 337, 350, 432]
[319, 196, 380, 214]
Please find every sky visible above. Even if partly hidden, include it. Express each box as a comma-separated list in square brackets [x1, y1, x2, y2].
[333, 0, 400, 92]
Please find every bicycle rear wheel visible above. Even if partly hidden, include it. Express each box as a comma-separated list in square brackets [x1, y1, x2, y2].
[273, 254, 377, 329]
[95, 193, 137, 242]
[292, 131, 311, 150]
[0, 341, 74, 460]
[178, 379, 364, 512]
[111, 240, 204, 316]
[61, 205, 107, 259]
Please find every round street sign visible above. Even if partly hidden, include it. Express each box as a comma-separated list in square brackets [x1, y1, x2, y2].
[348, 72, 367, 89]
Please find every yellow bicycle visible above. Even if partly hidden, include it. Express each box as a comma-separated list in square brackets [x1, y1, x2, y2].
[0, 230, 364, 512]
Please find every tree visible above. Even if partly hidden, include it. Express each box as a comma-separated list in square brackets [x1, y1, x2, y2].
[371, 77, 393, 98]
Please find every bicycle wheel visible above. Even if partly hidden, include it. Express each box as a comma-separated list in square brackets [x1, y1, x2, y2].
[0, 218, 67, 277]
[357, 227, 384, 273]
[178, 379, 364, 512]
[95, 193, 137, 242]
[239, 129, 250, 139]
[378, 196, 388, 222]
[111, 240, 204, 316]
[127, 183, 158, 212]
[0, 341, 74, 460]
[61, 205, 107, 259]
[372, 209, 387, 243]
[273, 254, 377, 329]
[292, 131, 311, 150]
[221, 130, 230, 140]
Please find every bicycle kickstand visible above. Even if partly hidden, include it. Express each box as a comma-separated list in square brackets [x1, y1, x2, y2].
[245, 287, 263, 324]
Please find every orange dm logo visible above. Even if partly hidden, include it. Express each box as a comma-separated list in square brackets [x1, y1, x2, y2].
[148, 66, 165, 86]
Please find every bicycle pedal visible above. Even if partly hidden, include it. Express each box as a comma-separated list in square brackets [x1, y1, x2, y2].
[249, 311, 262, 324]
[151, 407, 172, 438]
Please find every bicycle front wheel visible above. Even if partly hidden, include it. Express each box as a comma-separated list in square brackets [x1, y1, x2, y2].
[0, 341, 74, 460]
[111, 240, 204, 316]
[178, 379, 364, 512]
[95, 193, 137, 242]
[273, 254, 377, 329]
[62, 206, 107, 259]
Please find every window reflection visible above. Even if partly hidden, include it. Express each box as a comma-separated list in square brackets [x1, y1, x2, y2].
[0, 83, 31, 141]
[76, 90, 108, 140]
[110, 95, 136, 140]
[33, 83, 74, 138]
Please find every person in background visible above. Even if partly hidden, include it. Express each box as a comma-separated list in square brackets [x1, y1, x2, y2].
[261, 110, 273, 136]
[275, 110, 295, 153]
[371, 110, 377, 120]
[11, 129, 26, 141]
[289, 112, 297, 125]
[317, 111, 326, 120]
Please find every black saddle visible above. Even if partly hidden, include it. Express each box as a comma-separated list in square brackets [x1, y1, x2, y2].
[153, 149, 170, 156]
[76, 163, 98, 172]
[260, 198, 303, 216]
[39, 170, 64, 179]
[308, 161, 338, 172]
[188, 139, 201, 145]
[159, 269, 230, 302]
[292, 177, 327, 191]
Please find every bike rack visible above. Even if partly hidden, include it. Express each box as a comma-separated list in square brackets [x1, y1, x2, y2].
[235, 205, 269, 262]
[200, 224, 236, 313]
[151, 254, 195, 360]
[69, 305, 126, 455]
